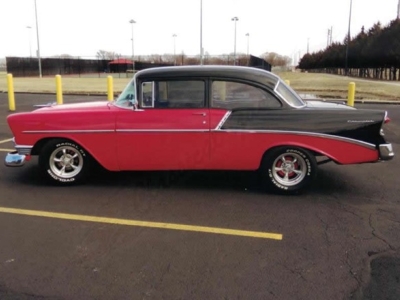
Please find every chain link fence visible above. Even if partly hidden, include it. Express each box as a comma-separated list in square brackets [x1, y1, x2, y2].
[5, 54, 271, 77]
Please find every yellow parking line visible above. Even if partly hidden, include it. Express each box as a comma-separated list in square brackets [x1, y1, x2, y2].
[0, 148, 14, 152]
[0, 138, 13, 144]
[0, 207, 283, 240]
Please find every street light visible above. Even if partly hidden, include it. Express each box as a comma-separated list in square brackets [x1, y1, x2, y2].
[129, 19, 136, 62]
[231, 17, 239, 65]
[200, 0, 203, 65]
[345, 0, 353, 76]
[26, 26, 32, 57]
[245, 33, 250, 56]
[172, 34, 177, 65]
[34, 0, 42, 77]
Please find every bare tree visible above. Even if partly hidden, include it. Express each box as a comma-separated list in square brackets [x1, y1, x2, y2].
[96, 50, 120, 60]
[261, 52, 291, 67]
[59, 54, 74, 58]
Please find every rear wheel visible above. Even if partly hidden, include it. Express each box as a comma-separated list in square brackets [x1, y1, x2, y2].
[39, 139, 90, 184]
[260, 147, 317, 194]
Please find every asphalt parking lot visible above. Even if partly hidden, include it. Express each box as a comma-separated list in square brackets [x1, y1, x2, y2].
[0, 92, 399, 300]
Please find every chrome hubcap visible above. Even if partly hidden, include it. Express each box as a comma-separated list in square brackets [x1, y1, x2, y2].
[272, 152, 306, 187]
[49, 146, 83, 178]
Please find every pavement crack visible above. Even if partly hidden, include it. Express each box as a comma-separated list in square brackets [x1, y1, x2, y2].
[269, 290, 277, 298]
[278, 263, 307, 282]
[159, 263, 171, 284]
[334, 201, 365, 220]
[316, 213, 331, 247]
[344, 250, 362, 297]
[368, 213, 396, 251]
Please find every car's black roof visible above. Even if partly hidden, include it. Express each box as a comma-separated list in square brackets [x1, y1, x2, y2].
[134, 65, 280, 89]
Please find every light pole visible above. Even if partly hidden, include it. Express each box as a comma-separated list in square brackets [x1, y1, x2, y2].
[200, 0, 203, 65]
[34, 0, 42, 77]
[129, 19, 136, 62]
[345, 0, 353, 76]
[231, 16, 239, 65]
[245, 33, 250, 56]
[172, 34, 177, 65]
[398, 0, 400, 19]
[26, 26, 32, 57]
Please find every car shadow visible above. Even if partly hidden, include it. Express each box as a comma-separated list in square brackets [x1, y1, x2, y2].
[8, 160, 360, 197]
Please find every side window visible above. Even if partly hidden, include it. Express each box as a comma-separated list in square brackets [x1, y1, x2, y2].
[141, 80, 205, 108]
[212, 80, 281, 109]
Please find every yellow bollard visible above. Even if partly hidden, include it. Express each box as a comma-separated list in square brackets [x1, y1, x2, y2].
[55, 75, 63, 105]
[285, 80, 290, 86]
[107, 76, 113, 101]
[347, 82, 355, 107]
[7, 74, 15, 111]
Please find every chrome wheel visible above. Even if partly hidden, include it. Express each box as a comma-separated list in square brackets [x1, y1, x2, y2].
[272, 152, 307, 187]
[49, 146, 83, 179]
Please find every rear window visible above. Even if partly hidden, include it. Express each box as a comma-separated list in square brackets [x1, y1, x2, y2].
[212, 80, 281, 109]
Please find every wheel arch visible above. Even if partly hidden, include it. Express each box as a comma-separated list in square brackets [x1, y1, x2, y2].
[259, 143, 336, 169]
[32, 137, 97, 162]
[30, 135, 117, 171]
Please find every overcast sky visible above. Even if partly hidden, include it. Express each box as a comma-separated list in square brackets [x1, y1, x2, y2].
[0, 0, 398, 61]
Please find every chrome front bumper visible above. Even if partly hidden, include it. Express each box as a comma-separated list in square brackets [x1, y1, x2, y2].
[379, 144, 395, 161]
[5, 151, 28, 167]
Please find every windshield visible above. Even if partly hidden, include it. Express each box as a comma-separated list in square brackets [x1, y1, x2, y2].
[115, 79, 136, 107]
[275, 81, 305, 108]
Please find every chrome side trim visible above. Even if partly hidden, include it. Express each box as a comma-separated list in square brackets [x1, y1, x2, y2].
[214, 111, 232, 130]
[379, 143, 394, 160]
[5, 151, 27, 167]
[211, 129, 376, 150]
[116, 129, 209, 133]
[23, 129, 209, 134]
[23, 130, 115, 134]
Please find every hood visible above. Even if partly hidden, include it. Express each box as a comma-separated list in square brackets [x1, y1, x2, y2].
[305, 100, 355, 110]
[33, 101, 112, 113]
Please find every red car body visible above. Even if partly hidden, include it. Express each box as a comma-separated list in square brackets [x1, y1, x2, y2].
[5, 66, 394, 193]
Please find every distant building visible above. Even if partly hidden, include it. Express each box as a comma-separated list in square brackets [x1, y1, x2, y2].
[108, 59, 134, 73]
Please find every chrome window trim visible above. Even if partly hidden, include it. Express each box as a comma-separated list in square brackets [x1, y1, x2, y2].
[113, 105, 137, 111]
[382, 110, 388, 127]
[214, 111, 232, 130]
[113, 72, 138, 110]
[274, 81, 306, 109]
[141, 81, 155, 108]
[23, 130, 115, 134]
[211, 129, 376, 150]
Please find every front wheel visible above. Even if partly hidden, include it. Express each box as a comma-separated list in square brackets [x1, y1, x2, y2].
[39, 139, 90, 184]
[260, 147, 317, 194]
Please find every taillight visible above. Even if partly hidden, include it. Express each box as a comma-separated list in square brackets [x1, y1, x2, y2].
[384, 116, 391, 124]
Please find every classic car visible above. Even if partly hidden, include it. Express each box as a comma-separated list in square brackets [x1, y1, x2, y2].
[4, 66, 394, 193]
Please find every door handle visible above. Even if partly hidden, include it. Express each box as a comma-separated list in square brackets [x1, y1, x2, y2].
[192, 112, 207, 116]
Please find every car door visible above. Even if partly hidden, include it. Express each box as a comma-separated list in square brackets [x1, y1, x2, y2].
[116, 79, 210, 170]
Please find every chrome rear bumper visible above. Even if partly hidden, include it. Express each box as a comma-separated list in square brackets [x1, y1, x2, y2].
[4, 151, 28, 167]
[379, 144, 394, 161]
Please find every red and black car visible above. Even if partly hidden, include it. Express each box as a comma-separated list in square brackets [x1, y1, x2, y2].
[5, 66, 394, 193]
